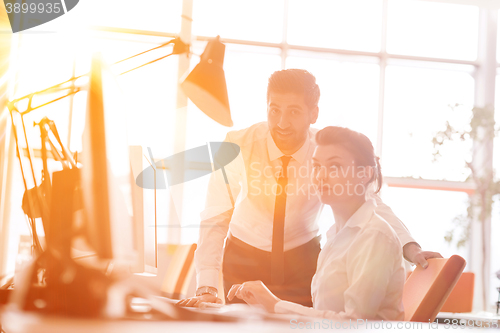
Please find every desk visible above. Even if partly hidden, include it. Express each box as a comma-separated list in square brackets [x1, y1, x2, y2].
[2, 309, 288, 333]
[1, 309, 497, 333]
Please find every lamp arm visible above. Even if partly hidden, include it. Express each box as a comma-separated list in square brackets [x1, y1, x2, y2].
[43, 118, 77, 168]
[46, 138, 70, 169]
[9, 37, 190, 116]
[114, 37, 177, 64]
[119, 52, 176, 75]
[20, 87, 80, 116]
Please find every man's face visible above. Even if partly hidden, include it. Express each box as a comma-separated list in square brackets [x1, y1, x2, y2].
[267, 92, 319, 155]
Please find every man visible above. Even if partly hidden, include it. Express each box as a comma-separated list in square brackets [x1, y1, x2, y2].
[177, 69, 441, 307]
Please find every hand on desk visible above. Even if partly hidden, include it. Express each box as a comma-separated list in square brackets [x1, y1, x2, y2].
[176, 294, 222, 307]
[227, 281, 280, 313]
[403, 242, 443, 269]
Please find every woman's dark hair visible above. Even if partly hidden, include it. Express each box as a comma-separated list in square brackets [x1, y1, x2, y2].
[315, 126, 383, 193]
[267, 69, 320, 109]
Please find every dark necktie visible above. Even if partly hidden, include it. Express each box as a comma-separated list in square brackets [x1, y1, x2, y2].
[271, 155, 292, 285]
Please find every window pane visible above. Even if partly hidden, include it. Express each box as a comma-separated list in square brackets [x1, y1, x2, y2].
[78, 37, 179, 158]
[117, 53, 178, 158]
[381, 187, 469, 261]
[186, 43, 281, 148]
[11, 32, 74, 173]
[192, 0, 284, 43]
[12, 33, 74, 98]
[286, 53, 380, 145]
[387, 0, 478, 60]
[81, 0, 182, 33]
[180, 171, 211, 244]
[383, 65, 474, 181]
[287, 0, 383, 52]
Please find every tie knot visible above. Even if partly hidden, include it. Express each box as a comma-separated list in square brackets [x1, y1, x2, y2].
[280, 156, 292, 178]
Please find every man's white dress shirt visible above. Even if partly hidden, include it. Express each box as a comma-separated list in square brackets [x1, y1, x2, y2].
[195, 122, 415, 290]
[275, 199, 405, 321]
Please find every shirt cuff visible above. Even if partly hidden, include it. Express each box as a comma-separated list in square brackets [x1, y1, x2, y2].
[196, 269, 220, 291]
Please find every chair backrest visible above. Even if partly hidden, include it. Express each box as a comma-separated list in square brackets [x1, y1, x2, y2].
[402, 255, 466, 322]
[440, 272, 475, 313]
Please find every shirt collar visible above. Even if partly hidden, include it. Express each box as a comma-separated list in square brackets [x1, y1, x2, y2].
[325, 199, 377, 239]
[267, 131, 310, 164]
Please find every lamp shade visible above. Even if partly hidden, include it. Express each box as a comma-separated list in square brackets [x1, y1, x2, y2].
[181, 36, 233, 127]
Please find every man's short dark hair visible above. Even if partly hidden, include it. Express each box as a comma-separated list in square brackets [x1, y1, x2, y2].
[267, 69, 320, 109]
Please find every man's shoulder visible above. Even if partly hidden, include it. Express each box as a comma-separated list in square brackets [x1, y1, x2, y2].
[225, 122, 269, 146]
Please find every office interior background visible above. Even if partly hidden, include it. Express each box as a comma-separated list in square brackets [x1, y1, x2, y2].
[0, 0, 499, 313]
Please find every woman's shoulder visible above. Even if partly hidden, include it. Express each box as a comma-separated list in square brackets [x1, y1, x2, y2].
[358, 212, 403, 249]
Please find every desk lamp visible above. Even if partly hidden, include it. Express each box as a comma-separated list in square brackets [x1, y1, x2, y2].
[181, 36, 232, 127]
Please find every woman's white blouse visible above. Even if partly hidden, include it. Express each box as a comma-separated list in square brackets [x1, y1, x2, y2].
[274, 199, 405, 321]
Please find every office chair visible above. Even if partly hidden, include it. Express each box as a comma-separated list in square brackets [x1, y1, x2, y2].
[406, 271, 475, 314]
[402, 255, 466, 322]
[440, 272, 475, 313]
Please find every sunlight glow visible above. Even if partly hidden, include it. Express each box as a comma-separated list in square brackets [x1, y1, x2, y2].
[3, 1, 497, 282]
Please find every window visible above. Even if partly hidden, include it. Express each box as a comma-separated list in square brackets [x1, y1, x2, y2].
[381, 187, 469, 260]
[383, 65, 474, 181]
[192, 0, 284, 43]
[286, 53, 380, 143]
[82, 0, 183, 34]
[287, 0, 383, 52]
[387, 0, 479, 60]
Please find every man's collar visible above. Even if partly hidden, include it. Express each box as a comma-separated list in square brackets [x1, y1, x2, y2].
[267, 131, 310, 164]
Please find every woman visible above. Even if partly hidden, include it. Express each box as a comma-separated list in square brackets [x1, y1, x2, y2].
[228, 126, 405, 321]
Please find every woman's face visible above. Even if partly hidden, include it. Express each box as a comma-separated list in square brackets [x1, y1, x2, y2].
[312, 144, 372, 205]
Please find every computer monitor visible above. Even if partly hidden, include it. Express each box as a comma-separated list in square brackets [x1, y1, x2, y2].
[80, 53, 136, 264]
